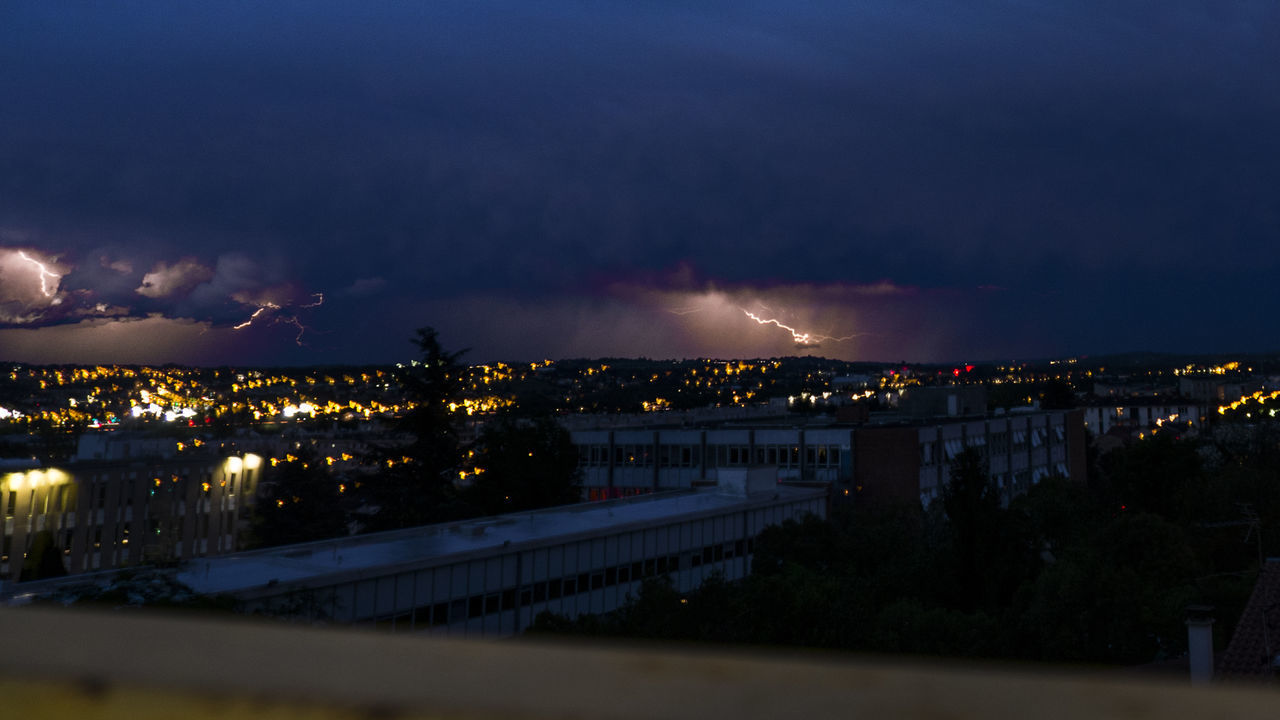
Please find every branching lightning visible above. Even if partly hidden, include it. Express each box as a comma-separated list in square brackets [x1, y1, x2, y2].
[232, 294, 321, 346]
[741, 309, 862, 348]
[17, 250, 62, 300]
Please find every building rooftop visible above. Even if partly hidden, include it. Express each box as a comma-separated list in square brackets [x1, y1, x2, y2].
[178, 484, 826, 597]
[571, 406, 1076, 434]
[1218, 559, 1280, 681]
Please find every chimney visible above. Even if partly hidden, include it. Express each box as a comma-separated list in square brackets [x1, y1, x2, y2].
[1185, 605, 1215, 685]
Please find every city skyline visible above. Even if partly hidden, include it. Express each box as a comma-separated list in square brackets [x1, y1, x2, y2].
[3, 3, 1279, 366]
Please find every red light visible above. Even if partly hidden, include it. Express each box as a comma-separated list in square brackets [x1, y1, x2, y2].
[1120, 504, 1127, 511]
[965, 365, 975, 373]
[953, 368, 961, 377]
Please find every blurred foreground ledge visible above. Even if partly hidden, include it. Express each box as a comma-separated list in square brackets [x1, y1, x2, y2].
[0, 606, 1275, 720]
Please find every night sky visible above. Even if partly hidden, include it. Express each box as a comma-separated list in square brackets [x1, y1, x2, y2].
[2, 2, 1278, 366]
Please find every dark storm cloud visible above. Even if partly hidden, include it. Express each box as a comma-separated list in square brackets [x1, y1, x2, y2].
[2, 1, 1278, 363]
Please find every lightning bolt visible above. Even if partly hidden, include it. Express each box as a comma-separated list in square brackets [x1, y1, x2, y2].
[17, 251, 61, 298]
[232, 305, 275, 330]
[287, 293, 324, 344]
[232, 297, 320, 346]
[741, 309, 863, 347]
[279, 316, 307, 345]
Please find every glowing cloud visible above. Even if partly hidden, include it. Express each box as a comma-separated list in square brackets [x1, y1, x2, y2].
[0, 316, 225, 364]
[409, 271, 977, 364]
[18, 251, 61, 298]
[605, 271, 899, 355]
[0, 247, 69, 324]
[136, 257, 215, 298]
[584, 269, 969, 360]
[0, 242, 328, 357]
[741, 308, 861, 348]
[101, 256, 134, 274]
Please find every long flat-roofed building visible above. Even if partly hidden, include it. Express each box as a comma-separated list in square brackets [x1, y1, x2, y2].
[172, 472, 826, 637]
[571, 406, 1087, 508]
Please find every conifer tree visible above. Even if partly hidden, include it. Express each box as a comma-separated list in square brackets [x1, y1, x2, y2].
[357, 327, 469, 531]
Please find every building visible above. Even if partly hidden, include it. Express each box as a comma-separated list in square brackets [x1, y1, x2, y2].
[1080, 401, 1208, 438]
[571, 407, 1087, 508]
[167, 472, 827, 637]
[1179, 377, 1245, 403]
[2, 446, 264, 581]
[897, 385, 987, 418]
[1218, 559, 1280, 682]
[2, 426, 396, 582]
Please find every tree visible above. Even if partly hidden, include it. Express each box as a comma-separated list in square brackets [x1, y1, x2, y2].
[247, 449, 348, 549]
[1098, 432, 1204, 523]
[941, 447, 1029, 612]
[1016, 512, 1199, 663]
[464, 416, 582, 515]
[1039, 380, 1076, 409]
[356, 327, 470, 531]
[19, 529, 67, 581]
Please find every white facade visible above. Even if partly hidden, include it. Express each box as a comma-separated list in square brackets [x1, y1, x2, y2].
[1081, 403, 1206, 436]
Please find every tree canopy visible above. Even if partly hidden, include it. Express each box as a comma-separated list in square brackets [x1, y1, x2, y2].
[246, 448, 348, 549]
[463, 416, 582, 516]
[534, 421, 1280, 666]
[354, 327, 471, 531]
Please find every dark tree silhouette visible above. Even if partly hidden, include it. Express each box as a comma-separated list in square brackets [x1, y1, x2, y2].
[941, 447, 1002, 611]
[19, 529, 67, 581]
[247, 448, 348, 549]
[464, 416, 582, 515]
[356, 327, 469, 531]
[1039, 379, 1076, 409]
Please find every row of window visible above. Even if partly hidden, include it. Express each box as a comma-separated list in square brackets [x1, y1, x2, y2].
[5, 486, 75, 518]
[370, 539, 756, 629]
[922, 463, 1072, 505]
[994, 463, 1070, 490]
[5, 470, 253, 518]
[585, 487, 652, 502]
[1, 493, 245, 578]
[921, 426, 1066, 466]
[580, 444, 844, 469]
[583, 440, 849, 468]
